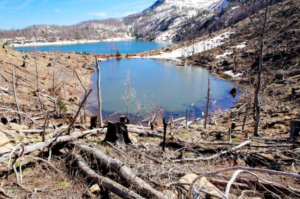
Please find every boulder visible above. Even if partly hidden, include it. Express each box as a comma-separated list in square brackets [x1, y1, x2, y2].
[0, 132, 14, 153]
[178, 173, 223, 198]
[90, 184, 100, 194]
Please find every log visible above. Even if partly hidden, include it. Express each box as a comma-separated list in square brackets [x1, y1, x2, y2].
[188, 166, 300, 198]
[128, 128, 164, 138]
[2, 129, 53, 134]
[71, 153, 145, 199]
[76, 144, 168, 199]
[0, 128, 106, 162]
[172, 141, 251, 163]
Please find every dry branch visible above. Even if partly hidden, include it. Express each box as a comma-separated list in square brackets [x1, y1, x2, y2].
[173, 141, 251, 163]
[76, 144, 168, 199]
[67, 89, 92, 135]
[188, 166, 300, 198]
[71, 153, 145, 199]
[0, 128, 106, 162]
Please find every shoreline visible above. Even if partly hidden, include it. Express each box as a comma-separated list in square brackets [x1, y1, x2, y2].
[9, 37, 136, 47]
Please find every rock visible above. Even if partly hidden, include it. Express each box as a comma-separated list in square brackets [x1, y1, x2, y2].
[163, 190, 177, 199]
[16, 132, 28, 143]
[0, 132, 14, 153]
[178, 174, 223, 198]
[8, 123, 29, 130]
[1, 117, 8, 125]
[128, 133, 138, 144]
[90, 184, 100, 195]
[221, 60, 231, 66]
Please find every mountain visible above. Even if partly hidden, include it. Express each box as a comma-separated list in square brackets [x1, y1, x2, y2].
[0, 0, 283, 45]
[124, 0, 229, 42]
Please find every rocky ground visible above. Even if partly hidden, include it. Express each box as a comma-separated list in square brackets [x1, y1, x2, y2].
[0, 0, 300, 198]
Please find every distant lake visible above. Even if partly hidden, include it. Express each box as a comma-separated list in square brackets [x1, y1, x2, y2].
[87, 59, 239, 121]
[12, 39, 174, 54]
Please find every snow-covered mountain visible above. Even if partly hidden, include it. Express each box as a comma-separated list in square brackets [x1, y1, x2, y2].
[3, 0, 268, 44]
[124, 0, 229, 42]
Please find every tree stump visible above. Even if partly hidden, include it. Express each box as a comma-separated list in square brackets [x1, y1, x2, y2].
[90, 116, 97, 129]
[120, 116, 130, 124]
[102, 122, 132, 149]
[290, 121, 300, 138]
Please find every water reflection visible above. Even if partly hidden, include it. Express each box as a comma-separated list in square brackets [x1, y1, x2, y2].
[87, 58, 239, 121]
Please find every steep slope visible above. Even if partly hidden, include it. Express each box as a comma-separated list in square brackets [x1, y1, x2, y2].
[0, 0, 284, 45]
[124, 0, 229, 42]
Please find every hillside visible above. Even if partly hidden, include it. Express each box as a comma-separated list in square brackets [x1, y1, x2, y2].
[0, 0, 273, 45]
[0, 0, 300, 199]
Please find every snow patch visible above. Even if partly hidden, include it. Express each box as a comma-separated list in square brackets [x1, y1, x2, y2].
[148, 32, 234, 60]
[224, 70, 242, 78]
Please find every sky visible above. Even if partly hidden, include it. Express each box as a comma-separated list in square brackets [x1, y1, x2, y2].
[0, 0, 157, 30]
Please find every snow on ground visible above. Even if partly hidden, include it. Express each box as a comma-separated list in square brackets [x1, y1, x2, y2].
[155, 29, 175, 42]
[232, 42, 247, 49]
[224, 70, 242, 78]
[147, 32, 233, 59]
[215, 50, 233, 59]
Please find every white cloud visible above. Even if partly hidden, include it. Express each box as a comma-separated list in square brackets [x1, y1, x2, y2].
[55, 9, 60, 12]
[88, 12, 107, 17]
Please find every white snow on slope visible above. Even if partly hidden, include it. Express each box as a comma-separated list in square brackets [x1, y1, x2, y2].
[148, 32, 233, 60]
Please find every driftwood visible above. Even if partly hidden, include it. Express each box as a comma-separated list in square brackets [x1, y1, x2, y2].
[76, 144, 168, 199]
[71, 153, 145, 199]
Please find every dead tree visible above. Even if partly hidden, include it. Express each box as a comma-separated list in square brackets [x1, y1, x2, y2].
[204, 73, 210, 129]
[95, 56, 103, 127]
[11, 64, 21, 123]
[240, 0, 270, 136]
[122, 67, 136, 119]
[34, 47, 39, 92]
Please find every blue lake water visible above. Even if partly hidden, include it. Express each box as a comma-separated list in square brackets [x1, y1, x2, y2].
[14, 40, 238, 121]
[13, 39, 174, 54]
[87, 58, 239, 121]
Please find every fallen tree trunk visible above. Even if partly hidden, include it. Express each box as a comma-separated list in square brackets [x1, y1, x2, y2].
[3, 129, 53, 134]
[128, 128, 164, 138]
[172, 141, 251, 163]
[71, 153, 145, 199]
[76, 144, 168, 199]
[0, 128, 106, 162]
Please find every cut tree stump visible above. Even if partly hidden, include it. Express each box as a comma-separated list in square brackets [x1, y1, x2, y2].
[290, 121, 300, 138]
[90, 116, 97, 129]
[102, 122, 132, 149]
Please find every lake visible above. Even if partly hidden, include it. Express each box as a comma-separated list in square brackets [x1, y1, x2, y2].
[13, 39, 174, 54]
[87, 58, 239, 121]
[15, 40, 238, 121]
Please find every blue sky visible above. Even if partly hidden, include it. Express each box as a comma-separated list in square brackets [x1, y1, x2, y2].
[0, 0, 156, 30]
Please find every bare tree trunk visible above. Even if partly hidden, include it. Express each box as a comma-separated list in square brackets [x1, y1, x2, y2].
[34, 47, 39, 92]
[240, 0, 269, 137]
[12, 65, 21, 123]
[68, 89, 92, 135]
[95, 58, 103, 127]
[52, 53, 56, 99]
[204, 73, 210, 129]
